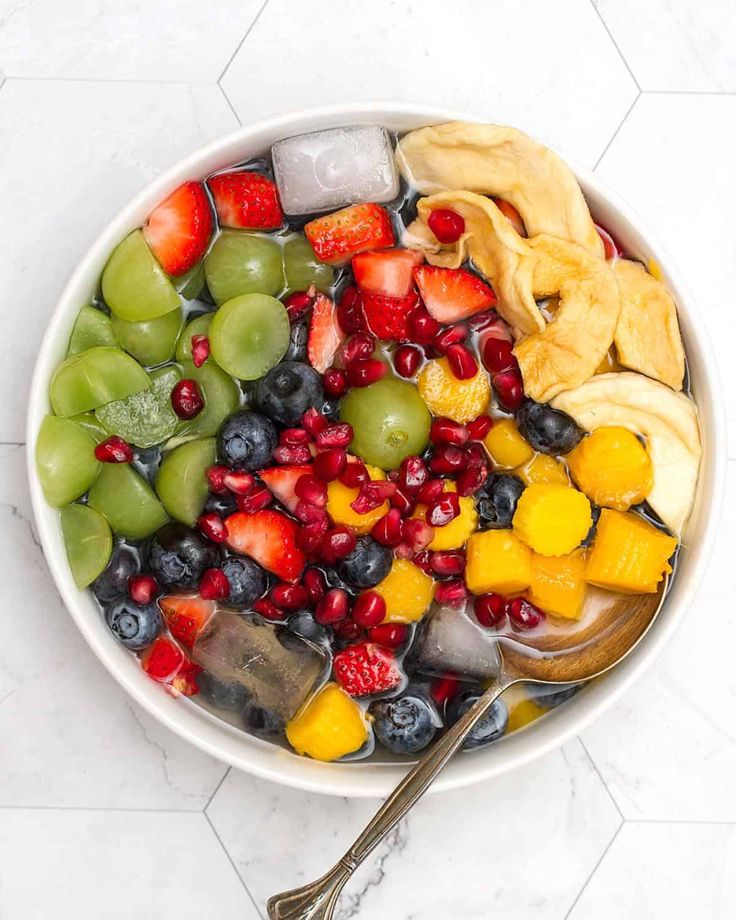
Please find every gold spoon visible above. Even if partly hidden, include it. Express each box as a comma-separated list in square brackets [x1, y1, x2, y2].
[266, 583, 665, 920]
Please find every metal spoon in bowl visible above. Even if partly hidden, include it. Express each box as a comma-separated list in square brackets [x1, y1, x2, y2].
[266, 584, 665, 920]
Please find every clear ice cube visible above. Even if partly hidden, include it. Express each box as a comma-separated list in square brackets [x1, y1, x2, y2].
[193, 611, 328, 720]
[271, 125, 400, 216]
[409, 603, 502, 683]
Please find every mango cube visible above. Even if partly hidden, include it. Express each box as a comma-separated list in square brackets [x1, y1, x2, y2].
[528, 550, 587, 620]
[373, 557, 435, 623]
[286, 683, 368, 762]
[516, 453, 569, 486]
[465, 529, 531, 595]
[484, 418, 534, 468]
[566, 426, 653, 511]
[512, 482, 592, 556]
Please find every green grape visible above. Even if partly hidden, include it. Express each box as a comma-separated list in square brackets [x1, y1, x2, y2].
[36, 415, 101, 508]
[67, 304, 116, 356]
[283, 234, 335, 294]
[88, 463, 168, 539]
[340, 378, 431, 470]
[96, 365, 181, 448]
[50, 346, 150, 417]
[204, 230, 284, 305]
[172, 359, 240, 440]
[70, 413, 110, 443]
[175, 314, 213, 363]
[209, 294, 290, 380]
[175, 261, 206, 300]
[60, 503, 113, 588]
[111, 308, 184, 367]
[156, 437, 216, 525]
[101, 230, 180, 321]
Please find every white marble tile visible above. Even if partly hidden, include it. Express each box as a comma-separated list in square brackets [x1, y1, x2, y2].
[0, 0, 264, 82]
[0, 79, 238, 443]
[208, 740, 621, 919]
[594, 0, 736, 92]
[0, 809, 261, 920]
[221, 0, 637, 167]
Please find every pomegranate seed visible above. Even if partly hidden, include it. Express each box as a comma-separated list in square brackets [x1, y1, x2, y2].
[390, 487, 415, 516]
[351, 481, 396, 514]
[294, 501, 329, 526]
[467, 415, 493, 440]
[346, 357, 387, 388]
[446, 343, 478, 380]
[313, 447, 347, 481]
[507, 597, 545, 630]
[412, 550, 433, 573]
[283, 290, 313, 321]
[297, 518, 329, 554]
[429, 445, 468, 474]
[206, 465, 229, 493]
[236, 487, 272, 513]
[474, 593, 507, 628]
[429, 550, 465, 577]
[314, 588, 350, 625]
[369, 623, 409, 648]
[321, 526, 357, 563]
[409, 307, 441, 345]
[434, 579, 468, 608]
[302, 407, 328, 436]
[482, 336, 515, 374]
[295, 474, 328, 508]
[128, 574, 159, 605]
[352, 591, 387, 628]
[431, 676, 460, 706]
[273, 444, 312, 464]
[253, 597, 287, 621]
[94, 436, 133, 463]
[315, 422, 353, 449]
[335, 618, 364, 641]
[394, 344, 422, 378]
[341, 332, 375, 364]
[270, 582, 309, 610]
[171, 379, 204, 419]
[279, 427, 310, 446]
[196, 512, 229, 543]
[303, 567, 327, 603]
[336, 286, 367, 334]
[323, 367, 348, 398]
[493, 369, 525, 412]
[190, 334, 210, 368]
[468, 310, 499, 331]
[426, 492, 460, 527]
[370, 508, 403, 547]
[465, 443, 488, 470]
[398, 455, 429, 494]
[427, 208, 465, 244]
[434, 324, 467, 353]
[222, 470, 255, 495]
[199, 568, 230, 600]
[400, 518, 434, 553]
[430, 417, 469, 447]
[416, 478, 445, 504]
[456, 465, 488, 497]
[339, 460, 369, 488]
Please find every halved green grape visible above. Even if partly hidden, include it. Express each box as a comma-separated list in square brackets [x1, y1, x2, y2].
[36, 415, 101, 507]
[96, 365, 181, 448]
[175, 261, 206, 300]
[101, 230, 180, 321]
[173, 359, 240, 440]
[67, 305, 116, 356]
[88, 464, 168, 539]
[209, 294, 290, 380]
[50, 346, 150, 417]
[111, 308, 184, 367]
[156, 437, 216, 525]
[283, 234, 335, 294]
[175, 314, 213, 363]
[70, 413, 110, 443]
[60, 503, 113, 588]
[204, 230, 284, 305]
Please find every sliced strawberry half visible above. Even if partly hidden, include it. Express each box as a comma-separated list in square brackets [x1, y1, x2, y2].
[207, 170, 283, 230]
[361, 291, 419, 341]
[493, 197, 527, 237]
[225, 509, 306, 582]
[308, 293, 344, 373]
[259, 464, 312, 513]
[352, 248, 423, 298]
[141, 636, 185, 682]
[333, 642, 403, 697]
[172, 658, 202, 696]
[159, 595, 216, 649]
[414, 265, 497, 324]
[305, 203, 395, 266]
[143, 181, 213, 277]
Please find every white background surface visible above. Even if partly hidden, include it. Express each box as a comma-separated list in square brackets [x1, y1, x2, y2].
[1, 1, 735, 917]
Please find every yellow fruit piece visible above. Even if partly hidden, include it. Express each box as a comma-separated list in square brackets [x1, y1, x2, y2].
[465, 529, 531, 595]
[327, 462, 387, 534]
[412, 482, 478, 550]
[484, 418, 534, 468]
[528, 549, 587, 620]
[513, 482, 592, 556]
[285, 683, 368, 762]
[515, 453, 569, 486]
[507, 697, 547, 733]
[373, 557, 435, 623]
[566, 426, 653, 511]
[585, 509, 677, 594]
[417, 356, 490, 424]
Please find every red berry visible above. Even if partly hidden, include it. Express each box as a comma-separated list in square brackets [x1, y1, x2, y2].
[283, 289, 313, 321]
[398, 455, 429, 494]
[314, 588, 350, 624]
[270, 582, 309, 610]
[468, 310, 499, 331]
[196, 512, 229, 543]
[369, 623, 409, 649]
[394, 344, 422, 378]
[351, 481, 396, 514]
[429, 445, 468, 474]
[313, 447, 348, 481]
[222, 470, 256, 495]
[297, 518, 329, 554]
[199, 567, 230, 600]
[171, 379, 204, 419]
[426, 492, 460, 527]
[94, 436, 133, 463]
[412, 549, 433, 573]
[390, 487, 415, 516]
[293, 474, 327, 508]
[340, 332, 375, 364]
[467, 415, 493, 440]
[474, 593, 507, 628]
[352, 591, 387, 628]
[346, 357, 387, 388]
[456, 464, 488, 497]
[321, 525, 357, 563]
[434, 579, 468, 608]
[253, 597, 287, 621]
[431, 676, 460, 706]
[465, 442, 488, 470]
[336, 285, 367, 334]
[273, 444, 312, 464]
[206, 464, 229, 493]
[446, 343, 478, 380]
[482, 336, 515, 374]
[409, 307, 441, 345]
[128, 574, 159, 605]
[279, 427, 310, 446]
[429, 550, 465, 577]
[294, 501, 329, 526]
[430, 417, 469, 447]
[434, 324, 467, 353]
[335, 618, 364, 641]
[370, 508, 403, 547]
[323, 367, 348, 398]
[507, 597, 545, 630]
[493, 368, 525, 411]
[236, 486, 272, 514]
[141, 637, 185, 682]
[190, 334, 210, 368]
[315, 422, 353, 449]
[416, 478, 445, 504]
[427, 208, 465, 244]
[303, 567, 327, 603]
[339, 460, 369, 488]
[302, 407, 328, 436]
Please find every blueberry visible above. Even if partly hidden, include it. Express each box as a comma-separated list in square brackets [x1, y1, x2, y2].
[253, 361, 324, 426]
[335, 536, 392, 589]
[581, 504, 601, 547]
[92, 543, 141, 604]
[217, 410, 277, 471]
[516, 400, 583, 455]
[146, 523, 219, 590]
[284, 320, 308, 362]
[370, 692, 440, 755]
[323, 565, 359, 596]
[105, 597, 161, 650]
[447, 691, 508, 750]
[242, 699, 285, 739]
[476, 473, 525, 528]
[525, 682, 580, 709]
[221, 555, 268, 609]
[321, 398, 339, 420]
[204, 491, 239, 517]
[288, 608, 332, 646]
[197, 672, 250, 711]
[131, 446, 161, 485]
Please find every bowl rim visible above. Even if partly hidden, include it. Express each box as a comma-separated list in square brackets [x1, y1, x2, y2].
[26, 101, 727, 797]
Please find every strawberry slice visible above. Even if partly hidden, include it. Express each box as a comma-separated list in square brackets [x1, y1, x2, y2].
[305, 203, 395, 266]
[143, 181, 213, 277]
[259, 464, 312, 513]
[141, 636, 184, 682]
[159, 595, 216, 649]
[493, 198, 527, 237]
[207, 171, 283, 230]
[172, 658, 202, 696]
[225, 509, 306, 582]
[414, 265, 497, 324]
[308, 293, 344, 373]
[333, 642, 403, 697]
[361, 291, 419, 341]
[352, 249, 423, 298]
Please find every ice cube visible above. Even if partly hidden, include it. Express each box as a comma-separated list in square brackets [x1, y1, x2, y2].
[409, 603, 502, 683]
[272, 125, 400, 216]
[192, 611, 328, 720]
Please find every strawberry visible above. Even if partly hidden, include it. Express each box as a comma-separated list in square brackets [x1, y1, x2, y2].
[259, 464, 312, 513]
[143, 181, 213, 277]
[333, 642, 403, 697]
[172, 658, 202, 697]
[493, 198, 526, 237]
[414, 265, 497, 324]
[305, 203, 395, 266]
[225, 509, 306, 582]
[361, 290, 419, 340]
[352, 248, 423, 298]
[159, 595, 216, 649]
[141, 636, 184, 682]
[207, 170, 283, 230]
[308, 293, 344, 373]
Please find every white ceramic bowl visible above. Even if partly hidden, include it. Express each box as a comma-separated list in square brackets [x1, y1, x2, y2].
[26, 103, 726, 797]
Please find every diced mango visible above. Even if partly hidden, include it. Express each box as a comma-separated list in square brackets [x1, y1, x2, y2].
[528, 549, 587, 620]
[412, 481, 478, 550]
[585, 509, 677, 594]
[327, 462, 387, 534]
[484, 418, 534, 468]
[285, 683, 368, 762]
[417, 357, 491, 423]
[566, 426, 653, 511]
[507, 697, 548, 733]
[373, 557, 435, 623]
[513, 483, 592, 556]
[465, 529, 531, 595]
[515, 453, 569, 486]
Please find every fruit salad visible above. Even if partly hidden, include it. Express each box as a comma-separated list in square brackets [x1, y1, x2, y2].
[35, 121, 701, 763]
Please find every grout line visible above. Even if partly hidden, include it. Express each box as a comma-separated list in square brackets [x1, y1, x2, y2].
[218, 83, 243, 126]
[0, 441, 25, 447]
[218, 0, 270, 85]
[0, 804, 201, 813]
[204, 811, 266, 919]
[577, 736, 625, 822]
[204, 766, 231, 813]
[588, 0, 641, 91]
[564, 821, 623, 919]
[593, 91, 640, 169]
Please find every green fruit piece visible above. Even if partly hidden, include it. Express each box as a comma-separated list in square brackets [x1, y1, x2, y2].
[156, 437, 216, 525]
[283, 234, 335, 294]
[175, 261, 206, 300]
[67, 305, 116, 356]
[96, 365, 182, 448]
[209, 294, 290, 380]
[112, 308, 184, 367]
[101, 230, 180, 321]
[70, 413, 110, 443]
[50, 346, 150, 417]
[204, 230, 284, 305]
[172, 360, 240, 441]
[340, 378, 431, 470]
[60, 503, 113, 588]
[88, 464, 168, 539]
[36, 415, 101, 507]
[175, 314, 213, 362]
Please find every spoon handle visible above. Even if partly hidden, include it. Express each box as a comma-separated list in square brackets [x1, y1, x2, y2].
[266, 676, 510, 920]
